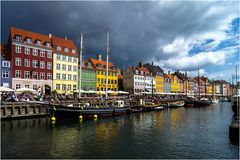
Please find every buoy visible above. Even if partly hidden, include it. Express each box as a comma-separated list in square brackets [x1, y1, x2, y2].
[51, 121, 56, 125]
[93, 114, 98, 118]
[79, 115, 83, 119]
[51, 117, 56, 121]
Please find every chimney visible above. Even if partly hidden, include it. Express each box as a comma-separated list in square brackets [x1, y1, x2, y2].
[151, 62, 154, 66]
[64, 36, 67, 40]
[49, 33, 52, 38]
[168, 70, 170, 74]
[97, 54, 102, 61]
[139, 62, 143, 68]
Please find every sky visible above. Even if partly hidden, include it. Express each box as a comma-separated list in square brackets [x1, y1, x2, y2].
[1, 1, 239, 82]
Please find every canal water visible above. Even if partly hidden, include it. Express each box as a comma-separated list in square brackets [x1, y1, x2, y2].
[1, 102, 239, 159]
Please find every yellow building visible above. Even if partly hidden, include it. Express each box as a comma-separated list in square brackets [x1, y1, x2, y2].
[168, 74, 180, 92]
[207, 84, 213, 95]
[156, 75, 165, 93]
[52, 36, 79, 94]
[89, 54, 118, 92]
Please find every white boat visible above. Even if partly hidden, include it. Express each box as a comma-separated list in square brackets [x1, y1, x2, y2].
[211, 98, 219, 104]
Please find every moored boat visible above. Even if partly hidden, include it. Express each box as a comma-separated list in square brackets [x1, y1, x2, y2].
[168, 101, 185, 108]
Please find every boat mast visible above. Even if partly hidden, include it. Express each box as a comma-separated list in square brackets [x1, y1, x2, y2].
[106, 29, 110, 99]
[79, 32, 83, 99]
[185, 70, 188, 97]
[198, 68, 200, 100]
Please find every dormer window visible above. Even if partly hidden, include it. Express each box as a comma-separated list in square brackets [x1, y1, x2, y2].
[140, 71, 143, 75]
[26, 37, 32, 44]
[87, 62, 92, 68]
[135, 70, 139, 74]
[36, 40, 41, 45]
[46, 42, 51, 47]
[16, 35, 22, 42]
[64, 47, 69, 52]
[72, 49, 76, 54]
[97, 64, 102, 69]
[57, 46, 61, 51]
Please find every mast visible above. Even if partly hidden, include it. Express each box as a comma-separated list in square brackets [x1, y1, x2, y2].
[106, 29, 110, 99]
[79, 32, 83, 98]
[198, 68, 200, 100]
[185, 70, 188, 96]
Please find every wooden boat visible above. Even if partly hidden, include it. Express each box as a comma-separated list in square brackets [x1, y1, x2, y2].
[154, 106, 164, 110]
[168, 101, 185, 108]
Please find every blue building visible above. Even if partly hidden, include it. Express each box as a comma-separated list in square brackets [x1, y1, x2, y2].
[0, 44, 12, 88]
[164, 75, 171, 93]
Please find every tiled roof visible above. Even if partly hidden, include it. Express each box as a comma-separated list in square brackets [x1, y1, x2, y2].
[118, 74, 124, 79]
[136, 67, 150, 74]
[11, 27, 51, 46]
[51, 36, 78, 57]
[89, 58, 115, 71]
[143, 63, 164, 75]
[165, 74, 173, 79]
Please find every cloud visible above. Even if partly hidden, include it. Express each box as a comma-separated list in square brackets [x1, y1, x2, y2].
[1, 1, 239, 73]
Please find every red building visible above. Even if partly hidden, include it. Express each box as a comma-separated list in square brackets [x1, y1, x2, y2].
[10, 27, 53, 94]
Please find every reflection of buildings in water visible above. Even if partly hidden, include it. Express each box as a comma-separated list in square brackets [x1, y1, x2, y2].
[50, 126, 82, 158]
[169, 109, 186, 129]
[153, 111, 165, 129]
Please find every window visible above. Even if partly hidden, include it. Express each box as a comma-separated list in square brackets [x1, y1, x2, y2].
[16, 35, 21, 42]
[62, 74, 66, 80]
[24, 71, 30, 79]
[62, 64, 66, 71]
[2, 71, 9, 78]
[68, 65, 72, 71]
[67, 84, 71, 91]
[73, 66, 77, 72]
[33, 85, 38, 91]
[32, 72, 38, 79]
[40, 72, 45, 80]
[62, 55, 66, 61]
[25, 59, 30, 67]
[68, 56, 72, 62]
[25, 85, 30, 88]
[25, 47, 30, 55]
[73, 75, 77, 81]
[56, 64, 61, 70]
[68, 74, 72, 80]
[26, 38, 32, 43]
[40, 61, 45, 69]
[56, 54, 61, 60]
[33, 60, 38, 68]
[73, 85, 77, 90]
[73, 57, 77, 63]
[40, 50, 45, 57]
[62, 84, 66, 91]
[57, 46, 61, 51]
[15, 70, 21, 78]
[16, 58, 21, 66]
[47, 62, 52, 70]
[47, 52, 52, 58]
[2, 61, 10, 67]
[46, 42, 51, 47]
[47, 73, 52, 80]
[36, 40, 41, 45]
[72, 49, 76, 54]
[56, 73, 61, 79]
[33, 49, 38, 56]
[64, 47, 69, 52]
[16, 84, 21, 89]
[56, 84, 60, 90]
[15, 45, 21, 53]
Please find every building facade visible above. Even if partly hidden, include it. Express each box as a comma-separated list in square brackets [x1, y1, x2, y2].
[52, 36, 78, 94]
[164, 74, 171, 93]
[10, 27, 53, 94]
[89, 54, 118, 92]
[79, 61, 96, 91]
[0, 44, 12, 88]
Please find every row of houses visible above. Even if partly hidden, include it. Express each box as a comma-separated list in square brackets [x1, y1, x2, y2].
[123, 62, 234, 96]
[0, 27, 238, 96]
[0, 27, 119, 94]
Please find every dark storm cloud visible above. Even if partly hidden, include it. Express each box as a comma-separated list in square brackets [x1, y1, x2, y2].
[1, 1, 238, 69]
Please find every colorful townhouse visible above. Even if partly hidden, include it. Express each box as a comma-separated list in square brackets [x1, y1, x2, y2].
[52, 36, 79, 94]
[164, 74, 171, 93]
[187, 78, 195, 96]
[88, 54, 118, 92]
[174, 70, 186, 93]
[0, 44, 12, 88]
[10, 27, 53, 94]
[118, 68, 124, 91]
[167, 72, 180, 93]
[144, 63, 164, 93]
[80, 60, 96, 91]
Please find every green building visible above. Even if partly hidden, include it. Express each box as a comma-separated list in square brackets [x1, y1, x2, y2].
[79, 61, 96, 91]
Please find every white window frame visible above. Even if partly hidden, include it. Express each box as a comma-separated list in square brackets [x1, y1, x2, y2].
[24, 71, 30, 79]
[2, 61, 10, 67]
[56, 84, 60, 90]
[57, 46, 61, 51]
[62, 74, 66, 80]
[56, 64, 61, 70]
[64, 47, 69, 52]
[40, 61, 45, 69]
[40, 72, 45, 80]
[47, 62, 52, 70]
[32, 72, 38, 79]
[15, 45, 22, 53]
[40, 50, 45, 57]
[56, 73, 61, 80]
[68, 65, 72, 71]
[62, 55, 66, 61]
[15, 57, 21, 66]
[25, 47, 30, 55]
[47, 73, 52, 80]
[73, 75, 77, 81]
[15, 70, 21, 78]
[56, 54, 61, 60]
[33, 60, 38, 68]
[47, 52, 52, 58]
[68, 56, 72, 62]
[25, 59, 30, 67]
[68, 74, 72, 80]
[62, 64, 66, 71]
[2, 71, 9, 78]
[72, 49, 76, 54]
[33, 49, 38, 56]
[73, 66, 77, 72]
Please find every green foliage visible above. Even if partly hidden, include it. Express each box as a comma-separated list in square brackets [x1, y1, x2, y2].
[52, 90, 58, 95]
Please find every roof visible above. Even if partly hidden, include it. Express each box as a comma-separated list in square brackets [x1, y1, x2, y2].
[118, 74, 124, 79]
[89, 58, 116, 71]
[10, 27, 51, 46]
[143, 63, 164, 75]
[136, 67, 150, 74]
[165, 74, 173, 79]
[51, 36, 78, 57]
[0, 44, 11, 60]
